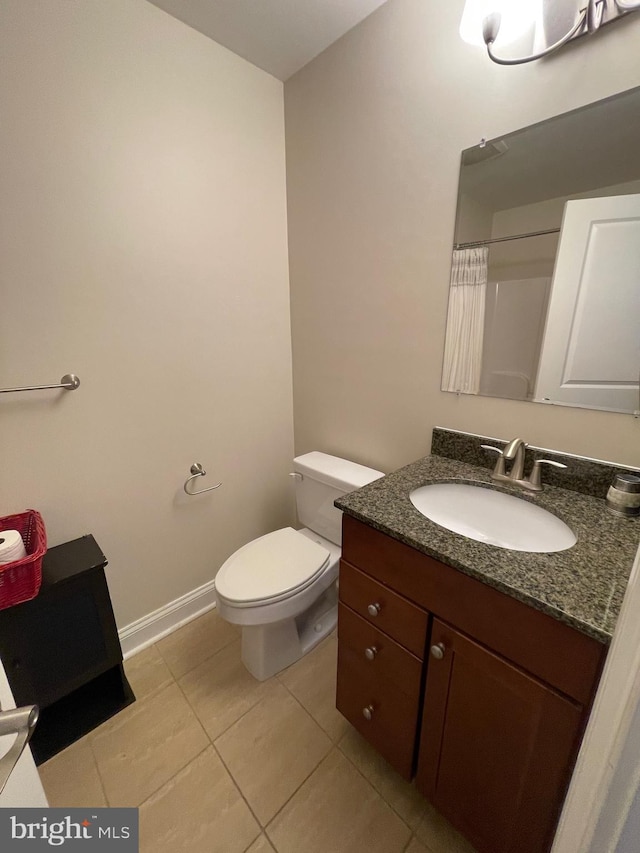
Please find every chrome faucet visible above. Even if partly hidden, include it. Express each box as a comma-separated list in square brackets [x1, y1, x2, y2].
[481, 438, 567, 492]
[502, 437, 527, 481]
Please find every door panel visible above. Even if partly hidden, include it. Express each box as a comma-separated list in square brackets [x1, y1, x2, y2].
[416, 620, 582, 853]
[534, 194, 640, 413]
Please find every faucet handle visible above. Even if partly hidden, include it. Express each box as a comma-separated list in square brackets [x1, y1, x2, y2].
[527, 459, 567, 490]
[480, 444, 506, 477]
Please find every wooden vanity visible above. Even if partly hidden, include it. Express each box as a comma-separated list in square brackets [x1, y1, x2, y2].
[336, 514, 606, 853]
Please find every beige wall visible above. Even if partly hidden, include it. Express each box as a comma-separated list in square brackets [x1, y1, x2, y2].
[0, 0, 294, 627]
[285, 0, 640, 472]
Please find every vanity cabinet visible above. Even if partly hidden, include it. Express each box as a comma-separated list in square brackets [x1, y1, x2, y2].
[336, 515, 606, 853]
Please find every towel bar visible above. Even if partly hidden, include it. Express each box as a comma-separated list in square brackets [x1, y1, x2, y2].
[0, 374, 80, 394]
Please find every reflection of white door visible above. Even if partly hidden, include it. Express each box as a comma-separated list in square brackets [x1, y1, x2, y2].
[0, 657, 48, 807]
[534, 194, 640, 413]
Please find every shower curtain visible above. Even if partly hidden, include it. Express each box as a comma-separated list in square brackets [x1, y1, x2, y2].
[441, 246, 488, 394]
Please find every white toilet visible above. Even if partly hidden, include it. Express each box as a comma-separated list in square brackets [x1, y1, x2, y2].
[214, 451, 384, 680]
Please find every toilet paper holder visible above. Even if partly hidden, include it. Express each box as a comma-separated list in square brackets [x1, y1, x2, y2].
[183, 463, 222, 496]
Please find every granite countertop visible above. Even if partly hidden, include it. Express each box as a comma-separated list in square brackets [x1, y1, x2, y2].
[335, 454, 640, 644]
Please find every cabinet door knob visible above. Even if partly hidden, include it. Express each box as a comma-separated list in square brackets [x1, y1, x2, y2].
[367, 603, 381, 617]
[364, 646, 378, 660]
[430, 642, 446, 660]
[362, 704, 374, 720]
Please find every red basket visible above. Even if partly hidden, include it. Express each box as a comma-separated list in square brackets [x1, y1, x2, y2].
[0, 510, 47, 610]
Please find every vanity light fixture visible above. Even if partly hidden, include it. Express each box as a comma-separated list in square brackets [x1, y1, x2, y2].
[461, 0, 640, 65]
[459, 0, 540, 47]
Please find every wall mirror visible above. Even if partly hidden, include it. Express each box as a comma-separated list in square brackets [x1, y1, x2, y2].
[442, 85, 640, 415]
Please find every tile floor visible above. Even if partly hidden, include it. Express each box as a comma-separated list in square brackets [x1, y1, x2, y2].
[39, 610, 476, 853]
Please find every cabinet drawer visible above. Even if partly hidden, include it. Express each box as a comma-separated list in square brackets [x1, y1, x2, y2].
[342, 515, 605, 705]
[339, 561, 428, 658]
[336, 644, 419, 780]
[338, 603, 422, 702]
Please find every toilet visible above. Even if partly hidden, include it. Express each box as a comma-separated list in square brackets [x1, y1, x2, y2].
[214, 451, 384, 680]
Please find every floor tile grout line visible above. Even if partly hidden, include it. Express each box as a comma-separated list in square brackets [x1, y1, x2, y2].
[274, 633, 335, 685]
[39, 735, 111, 809]
[403, 835, 426, 853]
[134, 742, 212, 810]
[262, 745, 339, 834]
[263, 824, 278, 851]
[124, 621, 277, 822]
[110, 620, 415, 839]
[403, 833, 437, 853]
[239, 641, 418, 839]
[85, 735, 111, 808]
[277, 655, 420, 834]
[213, 709, 334, 833]
[257, 679, 340, 824]
[178, 662, 334, 835]
[334, 732, 419, 835]
[174, 651, 280, 746]
[239, 830, 269, 853]
[154, 630, 239, 682]
[146, 634, 342, 833]
[88, 673, 181, 744]
[118, 674, 174, 711]
[150, 614, 335, 744]
[89, 671, 211, 809]
[152, 610, 241, 678]
[42, 624, 418, 850]
[275, 637, 424, 834]
[211, 740, 266, 832]
[262, 744, 414, 853]
[172, 671, 216, 745]
[104, 737, 212, 810]
[274, 670, 338, 742]
[212, 703, 334, 831]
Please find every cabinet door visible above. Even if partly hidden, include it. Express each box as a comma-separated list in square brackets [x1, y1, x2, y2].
[416, 619, 583, 853]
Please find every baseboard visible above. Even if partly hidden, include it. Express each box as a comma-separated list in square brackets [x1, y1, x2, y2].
[118, 578, 217, 660]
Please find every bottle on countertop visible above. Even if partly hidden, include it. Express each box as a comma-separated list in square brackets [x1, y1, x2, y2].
[606, 473, 640, 517]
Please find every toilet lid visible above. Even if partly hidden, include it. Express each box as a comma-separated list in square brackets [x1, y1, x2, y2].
[215, 527, 331, 605]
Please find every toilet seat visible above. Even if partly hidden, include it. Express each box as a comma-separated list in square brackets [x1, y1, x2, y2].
[215, 527, 331, 607]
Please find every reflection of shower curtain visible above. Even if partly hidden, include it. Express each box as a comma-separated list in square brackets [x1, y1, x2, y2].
[442, 247, 488, 394]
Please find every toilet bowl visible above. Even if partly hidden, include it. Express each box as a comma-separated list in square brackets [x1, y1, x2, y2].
[214, 452, 384, 680]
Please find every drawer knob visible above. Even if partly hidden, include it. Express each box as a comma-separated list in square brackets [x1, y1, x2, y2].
[430, 642, 446, 660]
[364, 646, 378, 660]
[362, 704, 374, 721]
[367, 603, 381, 617]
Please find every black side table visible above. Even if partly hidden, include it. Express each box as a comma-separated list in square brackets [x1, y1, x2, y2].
[0, 535, 135, 764]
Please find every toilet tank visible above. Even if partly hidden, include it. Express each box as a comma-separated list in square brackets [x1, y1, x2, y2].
[293, 452, 384, 546]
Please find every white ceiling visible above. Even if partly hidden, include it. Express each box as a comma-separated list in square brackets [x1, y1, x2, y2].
[146, 0, 389, 81]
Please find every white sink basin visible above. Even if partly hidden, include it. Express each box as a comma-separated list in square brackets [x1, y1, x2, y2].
[409, 482, 576, 553]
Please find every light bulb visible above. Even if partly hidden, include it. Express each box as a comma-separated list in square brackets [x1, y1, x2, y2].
[460, 0, 540, 46]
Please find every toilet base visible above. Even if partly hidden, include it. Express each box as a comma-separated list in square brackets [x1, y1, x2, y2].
[241, 583, 338, 681]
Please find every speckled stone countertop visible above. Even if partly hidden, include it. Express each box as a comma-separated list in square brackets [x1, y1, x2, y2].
[336, 454, 640, 644]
